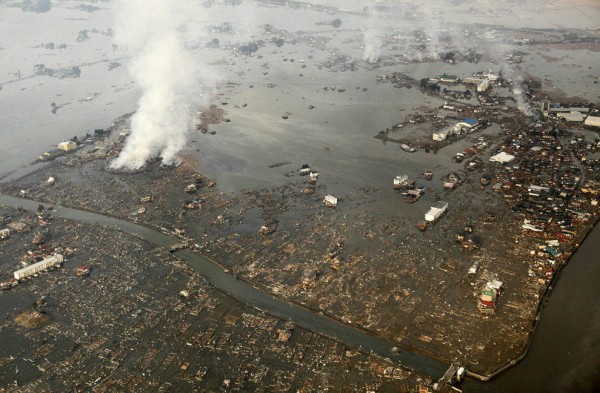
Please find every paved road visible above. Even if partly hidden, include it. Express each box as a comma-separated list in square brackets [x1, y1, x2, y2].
[0, 194, 448, 380]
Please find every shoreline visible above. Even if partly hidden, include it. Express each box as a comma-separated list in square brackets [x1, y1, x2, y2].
[2, 175, 598, 383]
[467, 214, 600, 381]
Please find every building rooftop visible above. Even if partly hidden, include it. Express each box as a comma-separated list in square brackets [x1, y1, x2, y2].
[462, 118, 479, 126]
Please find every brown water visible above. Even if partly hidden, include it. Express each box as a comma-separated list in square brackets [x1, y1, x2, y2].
[2, 1, 600, 391]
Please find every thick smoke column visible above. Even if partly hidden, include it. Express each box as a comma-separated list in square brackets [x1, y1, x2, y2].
[111, 0, 207, 170]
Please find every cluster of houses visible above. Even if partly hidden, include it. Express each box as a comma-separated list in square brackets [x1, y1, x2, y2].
[463, 70, 499, 93]
[428, 70, 499, 94]
[392, 175, 425, 203]
[486, 121, 599, 286]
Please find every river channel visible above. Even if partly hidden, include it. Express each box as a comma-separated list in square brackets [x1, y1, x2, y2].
[0, 193, 448, 381]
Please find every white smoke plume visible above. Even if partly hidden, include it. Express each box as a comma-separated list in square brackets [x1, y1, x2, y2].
[111, 0, 212, 170]
[491, 43, 534, 117]
[362, 29, 381, 64]
[362, 8, 381, 64]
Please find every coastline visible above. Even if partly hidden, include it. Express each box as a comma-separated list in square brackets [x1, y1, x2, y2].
[467, 214, 600, 381]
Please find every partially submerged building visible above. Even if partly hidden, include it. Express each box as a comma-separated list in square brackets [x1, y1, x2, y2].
[443, 173, 460, 190]
[14, 254, 64, 281]
[57, 141, 77, 152]
[393, 175, 409, 189]
[323, 195, 338, 207]
[424, 201, 448, 222]
[432, 118, 479, 141]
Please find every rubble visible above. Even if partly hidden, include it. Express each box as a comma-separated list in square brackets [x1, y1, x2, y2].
[1, 5, 598, 388]
[0, 206, 425, 391]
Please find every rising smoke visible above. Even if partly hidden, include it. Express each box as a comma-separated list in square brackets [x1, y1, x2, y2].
[491, 43, 534, 116]
[362, 29, 381, 64]
[110, 0, 213, 170]
[362, 8, 381, 64]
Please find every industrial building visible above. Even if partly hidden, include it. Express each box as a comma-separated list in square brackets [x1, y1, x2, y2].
[432, 118, 479, 141]
[540, 101, 590, 118]
[584, 111, 600, 127]
[425, 201, 448, 222]
[14, 254, 64, 280]
[557, 111, 585, 122]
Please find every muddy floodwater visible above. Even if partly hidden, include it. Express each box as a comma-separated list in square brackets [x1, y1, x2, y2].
[1, 1, 600, 391]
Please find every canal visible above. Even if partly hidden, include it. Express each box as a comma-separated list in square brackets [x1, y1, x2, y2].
[0, 194, 448, 381]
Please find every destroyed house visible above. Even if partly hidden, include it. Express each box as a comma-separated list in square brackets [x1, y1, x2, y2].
[0, 228, 10, 239]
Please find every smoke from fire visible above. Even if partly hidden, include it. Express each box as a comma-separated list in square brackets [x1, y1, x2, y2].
[362, 8, 381, 64]
[110, 0, 213, 170]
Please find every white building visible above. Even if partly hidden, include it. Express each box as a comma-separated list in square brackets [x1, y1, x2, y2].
[490, 152, 515, 163]
[323, 195, 337, 207]
[557, 111, 585, 122]
[584, 114, 600, 128]
[528, 185, 551, 197]
[477, 80, 490, 92]
[433, 125, 457, 141]
[14, 254, 64, 280]
[482, 72, 498, 81]
[425, 201, 448, 222]
[432, 118, 478, 141]
[393, 175, 409, 187]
